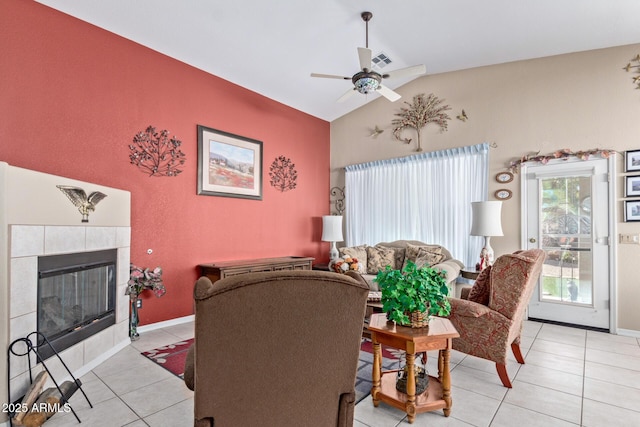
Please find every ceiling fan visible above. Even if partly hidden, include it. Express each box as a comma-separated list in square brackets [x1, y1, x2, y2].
[311, 11, 426, 103]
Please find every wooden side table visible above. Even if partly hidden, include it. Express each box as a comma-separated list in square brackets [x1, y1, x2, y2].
[368, 314, 459, 424]
[312, 263, 330, 271]
[460, 268, 480, 280]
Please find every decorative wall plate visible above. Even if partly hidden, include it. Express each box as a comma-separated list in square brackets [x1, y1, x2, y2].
[494, 189, 513, 200]
[495, 171, 514, 183]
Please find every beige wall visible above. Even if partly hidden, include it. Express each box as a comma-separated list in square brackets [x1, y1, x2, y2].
[331, 43, 640, 333]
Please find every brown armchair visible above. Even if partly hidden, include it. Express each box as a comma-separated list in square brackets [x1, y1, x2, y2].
[447, 249, 545, 388]
[184, 270, 369, 427]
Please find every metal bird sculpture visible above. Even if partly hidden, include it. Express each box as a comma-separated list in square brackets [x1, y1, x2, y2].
[369, 125, 384, 138]
[56, 185, 107, 223]
[456, 109, 468, 122]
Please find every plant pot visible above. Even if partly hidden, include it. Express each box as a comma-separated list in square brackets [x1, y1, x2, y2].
[409, 310, 429, 328]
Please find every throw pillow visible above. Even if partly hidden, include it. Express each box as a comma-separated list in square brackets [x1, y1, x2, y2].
[402, 243, 443, 270]
[467, 265, 492, 305]
[414, 249, 446, 269]
[376, 245, 405, 270]
[366, 246, 396, 274]
[339, 245, 368, 265]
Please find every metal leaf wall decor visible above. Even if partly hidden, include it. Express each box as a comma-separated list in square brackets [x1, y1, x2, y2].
[269, 155, 298, 192]
[129, 126, 186, 177]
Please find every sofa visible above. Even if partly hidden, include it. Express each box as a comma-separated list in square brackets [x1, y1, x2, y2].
[335, 240, 464, 296]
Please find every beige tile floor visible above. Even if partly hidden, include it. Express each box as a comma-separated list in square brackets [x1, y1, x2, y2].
[41, 320, 640, 427]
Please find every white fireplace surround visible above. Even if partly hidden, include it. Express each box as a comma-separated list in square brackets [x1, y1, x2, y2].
[1, 162, 131, 411]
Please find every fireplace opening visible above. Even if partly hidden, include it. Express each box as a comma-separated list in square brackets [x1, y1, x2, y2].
[37, 249, 117, 360]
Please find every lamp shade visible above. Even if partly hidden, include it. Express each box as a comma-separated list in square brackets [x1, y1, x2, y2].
[470, 201, 504, 237]
[321, 215, 344, 242]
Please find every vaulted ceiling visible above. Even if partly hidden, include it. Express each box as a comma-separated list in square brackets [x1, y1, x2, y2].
[35, 0, 640, 121]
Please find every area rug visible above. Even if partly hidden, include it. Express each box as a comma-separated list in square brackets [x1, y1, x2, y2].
[141, 338, 401, 403]
[141, 338, 194, 379]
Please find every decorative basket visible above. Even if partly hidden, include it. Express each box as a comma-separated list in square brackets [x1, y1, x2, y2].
[396, 364, 429, 395]
[409, 310, 429, 328]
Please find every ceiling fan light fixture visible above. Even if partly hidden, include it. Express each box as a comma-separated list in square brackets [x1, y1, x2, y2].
[310, 11, 425, 103]
[352, 71, 381, 94]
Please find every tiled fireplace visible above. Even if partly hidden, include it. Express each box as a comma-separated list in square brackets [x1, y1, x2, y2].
[0, 162, 131, 409]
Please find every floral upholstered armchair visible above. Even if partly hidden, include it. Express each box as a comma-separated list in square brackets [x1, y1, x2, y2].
[447, 249, 545, 388]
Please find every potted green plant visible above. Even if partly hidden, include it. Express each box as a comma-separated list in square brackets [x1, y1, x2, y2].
[374, 260, 451, 327]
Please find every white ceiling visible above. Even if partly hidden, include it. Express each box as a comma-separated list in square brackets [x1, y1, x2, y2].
[35, 0, 640, 122]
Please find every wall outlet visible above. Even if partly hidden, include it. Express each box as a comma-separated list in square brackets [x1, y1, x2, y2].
[619, 233, 640, 244]
[136, 299, 142, 308]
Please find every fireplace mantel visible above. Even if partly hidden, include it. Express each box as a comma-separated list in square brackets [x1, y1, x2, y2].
[0, 162, 131, 416]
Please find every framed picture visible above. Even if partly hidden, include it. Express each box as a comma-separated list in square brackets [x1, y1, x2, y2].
[625, 175, 640, 197]
[197, 125, 263, 200]
[625, 150, 640, 172]
[624, 200, 640, 222]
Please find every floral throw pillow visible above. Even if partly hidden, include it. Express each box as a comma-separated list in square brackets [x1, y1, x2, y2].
[467, 265, 492, 305]
[339, 245, 368, 266]
[402, 243, 444, 270]
[366, 246, 396, 274]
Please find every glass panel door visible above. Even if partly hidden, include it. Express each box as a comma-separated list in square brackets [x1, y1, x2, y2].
[524, 158, 610, 329]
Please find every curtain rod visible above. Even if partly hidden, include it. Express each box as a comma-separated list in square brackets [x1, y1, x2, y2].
[344, 142, 489, 172]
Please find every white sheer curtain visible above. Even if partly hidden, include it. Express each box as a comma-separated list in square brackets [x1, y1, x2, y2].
[344, 143, 489, 267]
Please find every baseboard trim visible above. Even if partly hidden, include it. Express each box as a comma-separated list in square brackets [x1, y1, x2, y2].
[616, 328, 640, 338]
[137, 314, 194, 334]
[75, 338, 131, 379]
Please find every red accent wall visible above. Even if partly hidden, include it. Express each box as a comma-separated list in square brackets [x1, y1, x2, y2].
[0, 0, 330, 325]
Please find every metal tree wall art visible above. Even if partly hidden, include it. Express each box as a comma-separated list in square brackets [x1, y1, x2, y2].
[129, 126, 186, 176]
[622, 54, 640, 90]
[269, 155, 298, 192]
[392, 93, 451, 152]
[56, 185, 107, 222]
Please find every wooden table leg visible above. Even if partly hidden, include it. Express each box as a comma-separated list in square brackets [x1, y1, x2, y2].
[441, 347, 452, 417]
[406, 352, 417, 423]
[371, 340, 381, 407]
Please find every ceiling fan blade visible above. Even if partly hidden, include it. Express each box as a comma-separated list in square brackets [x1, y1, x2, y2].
[337, 88, 357, 103]
[311, 73, 351, 80]
[358, 47, 372, 71]
[377, 85, 401, 102]
[382, 64, 426, 80]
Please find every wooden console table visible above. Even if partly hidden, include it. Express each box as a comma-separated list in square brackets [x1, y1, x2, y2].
[368, 314, 459, 424]
[198, 256, 314, 282]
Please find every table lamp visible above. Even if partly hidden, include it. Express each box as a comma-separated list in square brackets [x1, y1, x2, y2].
[470, 201, 503, 270]
[321, 215, 344, 261]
